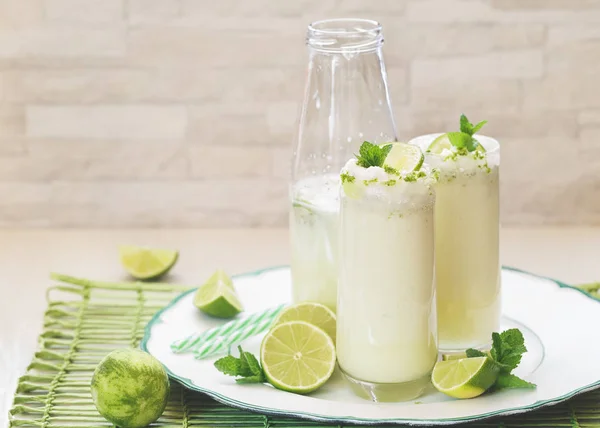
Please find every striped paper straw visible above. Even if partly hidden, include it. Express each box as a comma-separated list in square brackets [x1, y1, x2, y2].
[194, 316, 275, 359]
[171, 304, 285, 354]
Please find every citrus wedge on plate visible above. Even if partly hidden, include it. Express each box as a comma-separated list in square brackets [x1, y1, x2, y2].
[261, 321, 336, 394]
[119, 245, 178, 280]
[432, 356, 499, 399]
[193, 270, 243, 318]
[273, 302, 337, 343]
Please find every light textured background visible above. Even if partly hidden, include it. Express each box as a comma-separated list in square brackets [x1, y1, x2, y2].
[1, 0, 599, 227]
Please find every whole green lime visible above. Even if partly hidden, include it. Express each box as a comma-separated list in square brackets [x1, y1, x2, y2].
[91, 349, 170, 428]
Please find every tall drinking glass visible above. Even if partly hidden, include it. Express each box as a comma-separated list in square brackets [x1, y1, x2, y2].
[336, 159, 438, 401]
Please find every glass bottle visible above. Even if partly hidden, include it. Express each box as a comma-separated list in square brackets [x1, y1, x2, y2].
[290, 19, 398, 312]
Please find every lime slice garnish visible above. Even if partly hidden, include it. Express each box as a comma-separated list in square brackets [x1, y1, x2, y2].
[431, 357, 499, 399]
[273, 302, 337, 343]
[341, 179, 365, 200]
[193, 270, 243, 318]
[119, 245, 178, 280]
[427, 133, 486, 154]
[261, 321, 336, 394]
[426, 134, 453, 154]
[382, 142, 424, 172]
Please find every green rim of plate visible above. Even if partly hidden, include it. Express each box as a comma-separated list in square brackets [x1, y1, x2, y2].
[140, 265, 600, 426]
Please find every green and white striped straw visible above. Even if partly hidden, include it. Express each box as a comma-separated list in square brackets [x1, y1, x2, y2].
[171, 304, 285, 354]
[193, 316, 275, 359]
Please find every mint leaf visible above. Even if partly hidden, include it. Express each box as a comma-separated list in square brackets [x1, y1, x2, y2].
[239, 346, 263, 377]
[497, 330, 527, 372]
[215, 347, 266, 384]
[471, 120, 487, 135]
[466, 349, 487, 358]
[495, 373, 536, 390]
[447, 132, 473, 149]
[235, 375, 265, 384]
[490, 332, 503, 362]
[460, 114, 473, 135]
[355, 141, 393, 168]
[214, 355, 241, 377]
[456, 114, 487, 149]
[237, 347, 253, 377]
[464, 137, 480, 152]
[500, 329, 526, 351]
[490, 329, 527, 374]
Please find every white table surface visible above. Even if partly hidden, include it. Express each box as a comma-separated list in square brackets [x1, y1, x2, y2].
[1, 227, 599, 427]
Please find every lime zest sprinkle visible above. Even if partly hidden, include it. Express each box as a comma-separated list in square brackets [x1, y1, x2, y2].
[340, 172, 355, 184]
[383, 165, 400, 175]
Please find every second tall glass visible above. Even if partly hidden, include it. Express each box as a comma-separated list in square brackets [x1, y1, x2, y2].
[411, 134, 501, 352]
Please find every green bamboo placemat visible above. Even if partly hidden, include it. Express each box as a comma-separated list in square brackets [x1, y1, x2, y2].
[8, 276, 600, 428]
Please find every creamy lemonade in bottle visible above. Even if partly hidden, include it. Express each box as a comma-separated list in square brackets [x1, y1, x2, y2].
[290, 175, 339, 310]
[336, 142, 438, 402]
[410, 115, 500, 352]
[289, 19, 398, 312]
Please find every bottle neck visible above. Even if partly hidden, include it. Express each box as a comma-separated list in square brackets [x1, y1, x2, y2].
[306, 18, 383, 54]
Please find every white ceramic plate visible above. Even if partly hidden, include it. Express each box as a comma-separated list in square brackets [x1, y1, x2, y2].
[142, 266, 600, 426]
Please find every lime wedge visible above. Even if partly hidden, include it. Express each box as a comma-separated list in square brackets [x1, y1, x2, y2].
[383, 142, 424, 172]
[431, 357, 499, 399]
[119, 245, 178, 280]
[427, 133, 486, 154]
[273, 302, 336, 343]
[261, 321, 336, 394]
[193, 270, 243, 318]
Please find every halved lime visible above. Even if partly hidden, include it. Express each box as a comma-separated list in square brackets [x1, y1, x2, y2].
[273, 302, 336, 343]
[431, 357, 499, 399]
[427, 133, 485, 154]
[261, 321, 336, 394]
[119, 245, 178, 280]
[382, 142, 424, 172]
[193, 270, 243, 318]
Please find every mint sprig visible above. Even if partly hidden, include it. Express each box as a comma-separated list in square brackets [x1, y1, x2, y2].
[447, 114, 487, 152]
[460, 114, 487, 136]
[466, 328, 536, 390]
[355, 141, 392, 168]
[214, 346, 266, 384]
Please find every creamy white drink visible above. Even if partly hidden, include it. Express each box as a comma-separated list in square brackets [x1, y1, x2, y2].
[290, 174, 339, 311]
[411, 127, 501, 352]
[336, 142, 438, 402]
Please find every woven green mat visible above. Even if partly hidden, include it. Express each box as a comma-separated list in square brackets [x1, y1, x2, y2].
[8, 277, 600, 428]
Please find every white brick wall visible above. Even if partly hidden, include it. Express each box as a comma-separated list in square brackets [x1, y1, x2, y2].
[1, 0, 600, 227]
